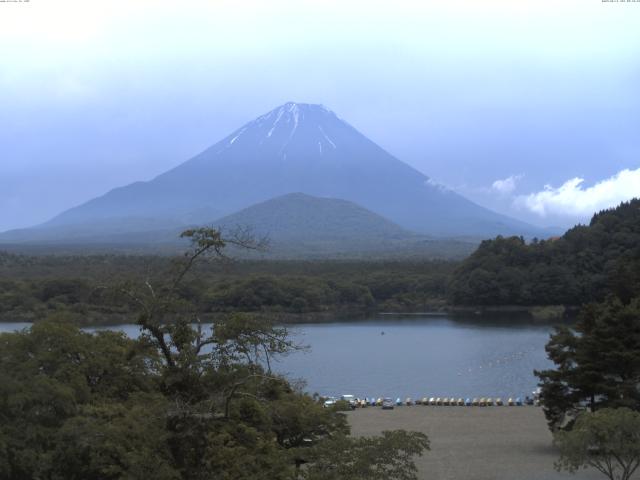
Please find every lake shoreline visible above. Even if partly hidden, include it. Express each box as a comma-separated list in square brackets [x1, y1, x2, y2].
[0, 304, 578, 327]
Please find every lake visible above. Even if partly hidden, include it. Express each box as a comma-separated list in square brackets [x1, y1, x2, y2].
[0, 315, 556, 400]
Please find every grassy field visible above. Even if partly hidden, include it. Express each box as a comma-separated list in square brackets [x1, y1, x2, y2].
[347, 407, 623, 480]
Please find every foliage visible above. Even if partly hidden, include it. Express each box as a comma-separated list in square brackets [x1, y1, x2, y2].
[0, 227, 430, 479]
[554, 408, 640, 480]
[535, 296, 640, 430]
[449, 199, 640, 306]
[302, 430, 429, 480]
[0, 320, 168, 479]
[0, 252, 455, 324]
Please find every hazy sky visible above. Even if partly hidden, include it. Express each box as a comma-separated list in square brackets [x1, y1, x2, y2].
[1, 0, 640, 232]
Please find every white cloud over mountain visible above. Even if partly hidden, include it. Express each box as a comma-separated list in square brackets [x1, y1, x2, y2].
[491, 174, 523, 195]
[516, 168, 640, 217]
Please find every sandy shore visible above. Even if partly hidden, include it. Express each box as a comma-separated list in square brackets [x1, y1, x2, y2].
[347, 406, 625, 480]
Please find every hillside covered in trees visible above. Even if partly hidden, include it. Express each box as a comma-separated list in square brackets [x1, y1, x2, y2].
[3, 200, 640, 324]
[449, 199, 640, 306]
[0, 254, 454, 325]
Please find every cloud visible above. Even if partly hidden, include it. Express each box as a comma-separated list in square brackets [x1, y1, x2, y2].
[425, 178, 452, 192]
[516, 168, 640, 217]
[491, 174, 523, 195]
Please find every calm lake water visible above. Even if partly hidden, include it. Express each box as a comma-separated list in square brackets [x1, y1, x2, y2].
[0, 315, 555, 399]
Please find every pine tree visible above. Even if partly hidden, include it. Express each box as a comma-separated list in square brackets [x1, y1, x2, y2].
[536, 296, 640, 430]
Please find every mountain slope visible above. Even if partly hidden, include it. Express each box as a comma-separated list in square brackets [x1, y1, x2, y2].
[216, 192, 411, 242]
[28, 102, 541, 239]
[210, 193, 477, 258]
[0, 193, 479, 259]
[449, 198, 640, 306]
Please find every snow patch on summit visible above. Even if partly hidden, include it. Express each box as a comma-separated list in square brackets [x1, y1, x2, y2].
[288, 103, 300, 129]
[227, 103, 341, 153]
[267, 108, 285, 138]
[318, 126, 336, 149]
[228, 127, 246, 145]
[278, 103, 300, 153]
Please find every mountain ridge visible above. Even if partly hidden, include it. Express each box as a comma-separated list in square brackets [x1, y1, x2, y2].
[0, 193, 479, 259]
[215, 191, 412, 241]
[3, 102, 547, 248]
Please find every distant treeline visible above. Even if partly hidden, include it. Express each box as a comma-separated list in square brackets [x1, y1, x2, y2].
[449, 199, 640, 306]
[3, 200, 639, 323]
[0, 254, 455, 324]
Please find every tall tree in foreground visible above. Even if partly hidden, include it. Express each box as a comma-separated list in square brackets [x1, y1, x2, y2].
[554, 408, 640, 480]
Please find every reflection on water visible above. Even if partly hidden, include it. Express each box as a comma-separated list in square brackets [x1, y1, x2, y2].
[0, 315, 555, 399]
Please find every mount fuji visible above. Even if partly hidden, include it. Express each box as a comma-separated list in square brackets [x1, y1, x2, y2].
[2, 102, 544, 249]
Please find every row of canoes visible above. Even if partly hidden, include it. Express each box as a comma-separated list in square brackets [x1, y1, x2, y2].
[353, 396, 538, 407]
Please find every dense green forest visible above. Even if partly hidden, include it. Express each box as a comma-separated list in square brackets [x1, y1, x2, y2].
[449, 199, 640, 306]
[0, 253, 454, 325]
[2, 200, 639, 325]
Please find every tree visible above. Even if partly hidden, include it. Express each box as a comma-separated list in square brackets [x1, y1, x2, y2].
[449, 199, 640, 307]
[0, 320, 165, 479]
[302, 430, 429, 480]
[0, 227, 431, 479]
[554, 408, 640, 480]
[536, 296, 640, 430]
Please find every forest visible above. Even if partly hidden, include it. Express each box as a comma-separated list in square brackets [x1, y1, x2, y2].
[1, 200, 640, 325]
[449, 199, 640, 307]
[0, 253, 454, 325]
